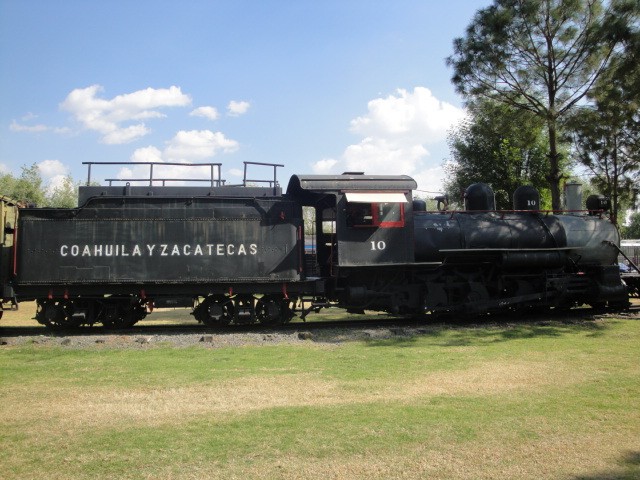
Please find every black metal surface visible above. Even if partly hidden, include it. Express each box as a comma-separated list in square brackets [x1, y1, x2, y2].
[464, 183, 496, 211]
[413, 211, 568, 263]
[513, 186, 540, 211]
[286, 174, 417, 205]
[16, 196, 302, 287]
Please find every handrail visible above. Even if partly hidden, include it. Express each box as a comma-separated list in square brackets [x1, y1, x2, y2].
[82, 162, 223, 187]
[102, 178, 228, 187]
[604, 240, 640, 275]
[416, 209, 606, 219]
[242, 161, 284, 195]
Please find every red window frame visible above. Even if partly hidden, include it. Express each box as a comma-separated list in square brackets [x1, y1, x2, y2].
[371, 202, 405, 228]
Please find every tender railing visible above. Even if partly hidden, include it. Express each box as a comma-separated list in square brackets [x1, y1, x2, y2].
[82, 162, 223, 187]
[82, 161, 285, 193]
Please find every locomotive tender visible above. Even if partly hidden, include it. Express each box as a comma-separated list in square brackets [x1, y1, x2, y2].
[0, 161, 629, 328]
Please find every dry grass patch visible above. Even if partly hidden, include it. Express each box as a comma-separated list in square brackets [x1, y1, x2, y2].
[177, 432, 639, 480]
[1, 357, 596, 435]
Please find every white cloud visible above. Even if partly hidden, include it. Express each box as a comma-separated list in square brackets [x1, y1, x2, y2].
[343, 137, 429, 175]
[10, 121, 49, 133]
[227, 100, 250, 117]
[21, 112, 38, 121]
[190, 106, 219, 121]
[312, 158, 339, 174]
[130, 146, 163, 163]
[164, 130, 239, 161]
[349, 87, 463, 143]
[311, 87, 464, 192]
[10, 120, 71, 134]
[121, 130, 240, 184]
[37, 159, 69, 179]
[60, 85, 192, 144]
[36, 160, 71, 195]
[102, 124, 150, 145]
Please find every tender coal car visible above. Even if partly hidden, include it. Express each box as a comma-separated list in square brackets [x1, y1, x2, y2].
[13, 163, 320, 328]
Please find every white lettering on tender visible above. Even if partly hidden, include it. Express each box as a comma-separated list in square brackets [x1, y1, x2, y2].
[58, 243, 261, 258]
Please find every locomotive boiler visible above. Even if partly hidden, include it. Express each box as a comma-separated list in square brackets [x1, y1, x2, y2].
[411, 184, 624, 312]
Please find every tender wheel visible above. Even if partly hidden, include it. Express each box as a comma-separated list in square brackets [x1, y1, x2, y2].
[256, 295, 293, 325]
[196, 297, 234, 327]
[35, 300, 81, 330]
[101, 300, 146, 329]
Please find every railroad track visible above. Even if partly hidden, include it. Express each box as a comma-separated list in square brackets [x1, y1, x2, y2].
[1, 304, 636, 340]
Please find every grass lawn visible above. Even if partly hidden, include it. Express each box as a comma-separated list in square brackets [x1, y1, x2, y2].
[1, 315, 639, 479]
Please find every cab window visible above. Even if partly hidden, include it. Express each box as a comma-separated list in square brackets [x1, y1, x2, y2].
[347, 202, 404, 228]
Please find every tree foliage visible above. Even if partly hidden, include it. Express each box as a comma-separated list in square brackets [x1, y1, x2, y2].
[623, 212, 640, 238]
[47, 175, 79, 208]
[566, 14, 640, 225]
[0, 164, 78, 207]
[445, 99, 551, 209]
[447, 0, 638, 210]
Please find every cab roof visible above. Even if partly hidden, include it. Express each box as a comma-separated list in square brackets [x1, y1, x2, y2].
[286, 174, 416, 204]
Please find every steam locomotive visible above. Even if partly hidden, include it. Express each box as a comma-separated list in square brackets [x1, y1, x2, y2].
[0, 162, 629, 328]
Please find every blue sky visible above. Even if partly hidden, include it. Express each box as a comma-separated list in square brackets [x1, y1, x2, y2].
[0, 0, 489, 195]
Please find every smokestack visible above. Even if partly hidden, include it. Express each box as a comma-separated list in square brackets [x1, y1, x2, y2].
[564, 183, 582, 212]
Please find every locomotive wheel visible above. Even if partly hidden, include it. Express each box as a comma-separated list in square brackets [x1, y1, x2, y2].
[35, 300, 81, 330]
[589, 301, 607, 313]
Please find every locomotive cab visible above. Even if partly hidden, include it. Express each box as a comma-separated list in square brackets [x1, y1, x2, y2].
[287, 174, 418, 313]
[287, 173, 417, 274]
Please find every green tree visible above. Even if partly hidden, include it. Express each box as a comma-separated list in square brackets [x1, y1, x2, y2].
[47, 175, 78, 208]
[447, 0, 638, 210]
[0, 164, 46, 206]
[445, 99, 551, 209]
[567, 20, 640, 225]
[0, 173, 17, 198]
[0, 164, 79, 207]
[623, 212, 640, 238]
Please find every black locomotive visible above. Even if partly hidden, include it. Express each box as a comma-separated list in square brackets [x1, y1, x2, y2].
[0, 161, 630, 328]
